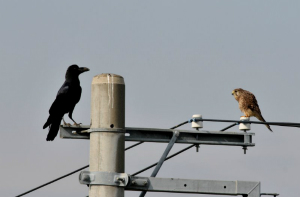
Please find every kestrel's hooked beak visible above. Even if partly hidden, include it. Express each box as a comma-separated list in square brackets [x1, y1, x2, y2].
[231, 91, 235, 95]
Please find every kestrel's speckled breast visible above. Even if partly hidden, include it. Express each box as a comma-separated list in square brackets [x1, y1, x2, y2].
[239, 96, 254, 117]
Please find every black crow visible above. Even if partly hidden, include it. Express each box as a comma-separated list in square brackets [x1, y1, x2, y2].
[43, 65, 89, 141]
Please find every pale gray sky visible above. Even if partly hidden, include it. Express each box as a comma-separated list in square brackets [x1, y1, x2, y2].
[1, 1, 300, 197]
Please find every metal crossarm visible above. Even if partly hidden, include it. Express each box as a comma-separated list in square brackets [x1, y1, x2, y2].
[192, 118, 300, 128]
[127, 177, 261, 197]
[60, 126, 255, 148]
[78, 174, 279, 197]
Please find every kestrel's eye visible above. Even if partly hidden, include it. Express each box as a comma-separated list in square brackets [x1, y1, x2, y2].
[235, 91, 237, 93]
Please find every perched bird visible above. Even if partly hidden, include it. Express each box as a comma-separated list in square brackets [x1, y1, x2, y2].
[232, 88, 272, 132]
[43, 65, 90, 141]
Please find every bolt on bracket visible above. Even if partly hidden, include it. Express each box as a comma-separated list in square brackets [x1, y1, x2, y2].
[79, 171, 129, 187]
[129, 177, 149, 187]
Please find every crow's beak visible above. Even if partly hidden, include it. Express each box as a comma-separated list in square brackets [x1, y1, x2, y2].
[79, 67, 90, 73]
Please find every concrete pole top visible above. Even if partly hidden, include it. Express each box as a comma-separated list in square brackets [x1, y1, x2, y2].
[92, 73, 124, 85]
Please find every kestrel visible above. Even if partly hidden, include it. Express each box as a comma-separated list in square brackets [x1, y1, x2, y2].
[232, 88, 272, 132]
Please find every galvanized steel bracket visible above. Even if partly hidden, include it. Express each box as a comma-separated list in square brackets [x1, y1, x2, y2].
[79, 171, 129, 187]
[128, 177, 149, 187]
[82, 128, 126, 133]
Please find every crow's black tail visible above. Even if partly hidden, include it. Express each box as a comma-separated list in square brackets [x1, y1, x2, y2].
[43, 116, 52, 129]
[43, 116, 62, 141]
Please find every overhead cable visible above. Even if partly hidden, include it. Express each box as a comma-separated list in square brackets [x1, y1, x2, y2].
[191, 118, 300, 128]
[131, 123, 237, 176]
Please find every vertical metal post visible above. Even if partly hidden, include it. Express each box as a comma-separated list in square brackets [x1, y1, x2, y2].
[89, 74, 125, 197]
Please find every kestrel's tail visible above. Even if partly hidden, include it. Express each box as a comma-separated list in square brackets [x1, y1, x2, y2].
[255, 114, 272, 132]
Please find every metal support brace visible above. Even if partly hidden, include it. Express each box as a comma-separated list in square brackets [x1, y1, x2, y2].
[139, 131, 180, 197]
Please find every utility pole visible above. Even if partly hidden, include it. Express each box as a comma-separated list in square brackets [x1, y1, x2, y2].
[89, 73, 125, 197]
[16, 73, 281, 197]
[59, 74, 278, 197]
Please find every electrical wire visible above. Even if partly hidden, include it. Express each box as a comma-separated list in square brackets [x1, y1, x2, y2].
[15, 165, 89, 197]
[170, 120, 189, 129]
[131, 145, 194, 176]
[193, 118, 300, 128]
[125, 141, 144, 150]
[131, 123, 236, 176]
[220, 123, 238, 131]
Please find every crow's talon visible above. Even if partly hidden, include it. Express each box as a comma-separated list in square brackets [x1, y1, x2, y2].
[64, 123, 72, 127]
[73, 123, 82, 127]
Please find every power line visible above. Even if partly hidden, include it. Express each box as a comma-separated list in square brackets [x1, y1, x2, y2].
[15, 165, 89, 197]
[220, 123, 238, 131]
[125, 141, 144, 150]
[192, 118, 300, 128]
[170, 120, 189, 129]
[131, 145, 194, 176]
[131, 123, 236, 176]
